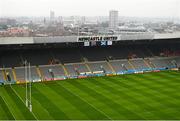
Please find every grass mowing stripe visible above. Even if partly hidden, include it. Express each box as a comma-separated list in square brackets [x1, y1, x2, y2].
[136, 73, 180, 99]
[108, 75, 180, 119]
[116, 74, 179, 101]
[49, 82, 111, 120]
[133, 72, 179, 92]
[161, 71, 180, 78]
[112, 76, 179, 117]
[5, 85, 35, 120]
[137, 74, 178, 91]
[145, 71, 180, 84]
[58, 81, 125, 120]
[158, 71, 179, 76]
[84, 78, 161, 119]
[88, 78, 162, 118]
[124, 75, 180, 109]
[3, 85, 35, 120]
[0, 88, 22, 120]
[151, 73, 180, 85]
[168, 71, 180, 76]
[40, 83, 92, 119]
[12, 85, 54, 120]
[0, 71, 179, 120]
[0, 95, 14, 120]
[105, 76, 175, 118]
[67, 79, 144, 120]
[59, 83, 112, 120]
[10, 85, 38, 120]
[32, 84, 69, 120]
[112, 74, 176, 92]
[134, 74, 180, 113]
[156, 72, 180, 83]
[132, 74, 180, 102]
[2, 85, 32, 120]
[141, 72, 180, 100]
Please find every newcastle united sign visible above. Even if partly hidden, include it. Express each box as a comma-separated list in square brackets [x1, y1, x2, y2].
[78, 36, 120, 42]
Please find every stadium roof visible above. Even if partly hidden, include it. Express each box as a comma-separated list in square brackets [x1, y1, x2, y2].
[0, 32, 180, 45]
[154, 32, 180, 39]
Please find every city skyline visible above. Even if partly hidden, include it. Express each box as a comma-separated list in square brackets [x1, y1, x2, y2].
[0, 0, 180, 18]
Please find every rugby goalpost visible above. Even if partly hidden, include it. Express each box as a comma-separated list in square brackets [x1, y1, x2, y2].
[24, 61, 32, 112]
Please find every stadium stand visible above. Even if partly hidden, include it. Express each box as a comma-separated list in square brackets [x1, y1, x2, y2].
[65, 64, 78, 76]
[65, 63, 90, 76]
[149, 57, 173, 68]
[21, 50, 52, 66]
[3, 68, 15, 82]
[39, 65, 65, 80]
[109, 59, 134, 73]
[0, 69, 4, 83]
[127, 46, 145, 58]
[0, 36, 180, 83]
[81, 47, 108, 61]
[175, 58, 180, 66]
[144, 58, 156, 68]
[130, 58, 149, 70]
[15, 66, 40, 82]
[87, 61, 112, 73]
[104, 46, 130, 60]
[0, 51, 22, 67]
[52, 48, 83, 63]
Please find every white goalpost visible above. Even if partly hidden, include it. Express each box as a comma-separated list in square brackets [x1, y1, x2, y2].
[25, 61, 32, 112]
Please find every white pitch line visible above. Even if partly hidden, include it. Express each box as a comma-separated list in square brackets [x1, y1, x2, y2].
[9, 85, 38, 120]
[57, 83, 113, 120]
[0, 93, 16, 120]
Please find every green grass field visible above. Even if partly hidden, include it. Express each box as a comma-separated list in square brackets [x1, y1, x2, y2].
[0, 71, 180, 120]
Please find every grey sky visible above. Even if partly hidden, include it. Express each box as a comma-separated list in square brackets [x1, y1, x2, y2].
[0, 0, 179, 18]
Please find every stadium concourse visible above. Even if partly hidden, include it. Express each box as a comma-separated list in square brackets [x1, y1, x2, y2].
[0, 35, 180, 85]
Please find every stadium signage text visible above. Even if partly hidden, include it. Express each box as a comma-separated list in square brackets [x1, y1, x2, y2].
[78, 36, 118, 42]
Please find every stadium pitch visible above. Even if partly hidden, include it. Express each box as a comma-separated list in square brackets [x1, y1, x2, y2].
[0, 71, 180, 120]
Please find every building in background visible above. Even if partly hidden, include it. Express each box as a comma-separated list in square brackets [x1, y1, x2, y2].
[109, 10, 118, 30]
[50, 11, 55, 22]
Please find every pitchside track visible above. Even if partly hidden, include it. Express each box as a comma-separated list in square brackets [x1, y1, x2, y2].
[0, 71, 180, 120]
